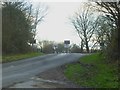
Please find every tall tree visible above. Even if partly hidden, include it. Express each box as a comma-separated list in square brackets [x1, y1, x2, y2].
[2, 1, 48, 54]
[96, 1, 120, 60]
[2, 2, 33, 54]
[70, 5, 99, 52]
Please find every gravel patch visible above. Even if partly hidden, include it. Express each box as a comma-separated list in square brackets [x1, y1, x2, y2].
[36, 65, 81, 88]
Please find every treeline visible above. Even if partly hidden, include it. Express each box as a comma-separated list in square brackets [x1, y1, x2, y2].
[70, 2, 120, 62]
[2, 2, 47, 55]
[38, 40, 65, 54]
[38, 40, 87, 54]
[95, 2, 120, 62]
[39, 40, 100, 54]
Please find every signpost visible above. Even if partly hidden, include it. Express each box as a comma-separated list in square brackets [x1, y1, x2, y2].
[64, 40, 70, 53]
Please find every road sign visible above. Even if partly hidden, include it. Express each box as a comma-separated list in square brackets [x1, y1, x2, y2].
[64, 40, 70, 53]
[64, 40, 70, 44]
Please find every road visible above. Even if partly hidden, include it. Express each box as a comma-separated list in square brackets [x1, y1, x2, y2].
[2, 53, 86, 88]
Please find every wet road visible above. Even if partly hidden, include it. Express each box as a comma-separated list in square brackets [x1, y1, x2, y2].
[2, 53, 85, 88]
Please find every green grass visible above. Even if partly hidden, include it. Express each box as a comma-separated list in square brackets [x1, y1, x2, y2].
[2, 52, 44, 63]
[64, 53, 118, 88]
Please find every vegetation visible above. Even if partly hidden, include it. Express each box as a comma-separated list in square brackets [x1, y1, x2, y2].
[65, 2, 119, 88]
[41, 40, 55, 54]
[2, 2, 47, 55]
[70, 44, 81, 53]
[70, 5, 99, 53]
[38, 40, 65, 54]
[2, 52, 44, 63]
[70, 2, 120, 61]
[95, 2, 120, 62]
[64, 53, 118, 88]
[2, 2, 32, 54]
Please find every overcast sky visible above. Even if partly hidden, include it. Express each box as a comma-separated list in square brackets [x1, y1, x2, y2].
[32, 2, 86, 45]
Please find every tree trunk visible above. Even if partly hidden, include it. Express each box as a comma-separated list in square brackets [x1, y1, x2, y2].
[85, 37, 89, 53]
[81, 40, 83, 53]
[86, 42, 89, 53]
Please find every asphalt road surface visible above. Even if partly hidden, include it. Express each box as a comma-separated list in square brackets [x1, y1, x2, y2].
[2, 53, 86, 88]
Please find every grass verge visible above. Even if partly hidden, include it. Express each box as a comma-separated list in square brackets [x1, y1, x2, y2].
[2, 52, 44, 63]
[64, 53, 118, 88]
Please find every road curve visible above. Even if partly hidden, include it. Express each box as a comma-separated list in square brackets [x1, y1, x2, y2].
[2, 53, 85, 88]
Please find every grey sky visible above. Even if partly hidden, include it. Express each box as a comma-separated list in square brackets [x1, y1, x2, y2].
[35, 2, 84, 45]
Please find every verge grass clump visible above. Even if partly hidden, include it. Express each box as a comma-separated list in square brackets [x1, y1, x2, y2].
[64, 53, 118, 88]
[2, 52, 44, 63]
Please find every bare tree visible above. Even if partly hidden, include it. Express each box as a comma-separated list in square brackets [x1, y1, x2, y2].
[96, 2, 120, 29]
[28, 3, 48, 44]
[32, 3, 48, 39]
[70, 5, 99, 52]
